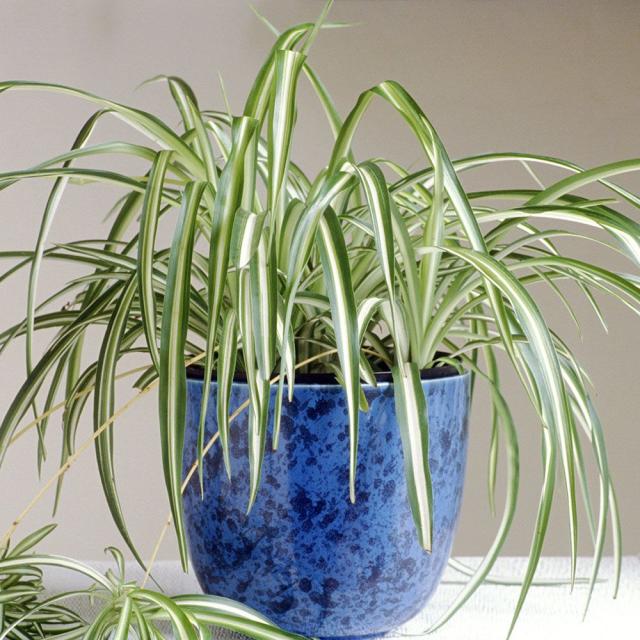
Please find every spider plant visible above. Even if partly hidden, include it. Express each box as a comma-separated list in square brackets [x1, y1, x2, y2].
[0, 526, 307, 640]
[0, 526, 85, 638]
[0, 1, 637, 635]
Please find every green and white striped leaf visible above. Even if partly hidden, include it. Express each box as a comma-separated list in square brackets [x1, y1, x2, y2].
[445, 244, 578, 586]
[216, 308, 238, 479]
[316, 207, 360, 502]
[158, 181, 207, 570]
[199, 117, 258, 468]
[268, 49, 306, 214]
[138, 150, 172, 371]
[93, 277, 148, 571]
[391, 361, 433, 551]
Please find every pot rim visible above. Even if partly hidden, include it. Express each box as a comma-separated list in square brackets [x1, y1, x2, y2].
[186, 351, 466, 386]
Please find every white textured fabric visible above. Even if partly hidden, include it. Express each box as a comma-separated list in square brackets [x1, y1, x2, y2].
[45, 557, 639, 639]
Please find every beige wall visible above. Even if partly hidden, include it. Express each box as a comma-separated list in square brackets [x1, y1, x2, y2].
[0, 0, 638, 564]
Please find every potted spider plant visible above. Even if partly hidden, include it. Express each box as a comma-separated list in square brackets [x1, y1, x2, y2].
[0, 2, 636, 638]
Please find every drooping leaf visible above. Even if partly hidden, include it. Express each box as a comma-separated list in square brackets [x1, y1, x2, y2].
[391, 361, 433, 551]
[316, 207, 360, 502]
[138, 151, 172, 371]
[158, 181, 207, 570]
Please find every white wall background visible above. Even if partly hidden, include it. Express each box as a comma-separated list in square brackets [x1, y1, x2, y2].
[0, 0, 638, 565]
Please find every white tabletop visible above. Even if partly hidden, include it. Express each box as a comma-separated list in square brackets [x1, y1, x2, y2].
[45, 556, 639, 639]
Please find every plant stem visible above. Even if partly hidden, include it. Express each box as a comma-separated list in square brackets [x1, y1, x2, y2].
[0, 353, 206, 548]
[8, 363, 153, 447]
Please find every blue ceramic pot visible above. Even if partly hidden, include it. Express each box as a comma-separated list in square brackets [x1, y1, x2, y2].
[183, 366, 470, 639]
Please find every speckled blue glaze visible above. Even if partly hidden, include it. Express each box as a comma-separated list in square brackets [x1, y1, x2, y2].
[183, 371, 470, 639]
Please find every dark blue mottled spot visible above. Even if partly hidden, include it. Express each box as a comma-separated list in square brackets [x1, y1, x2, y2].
[383, 480, 396, 499]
